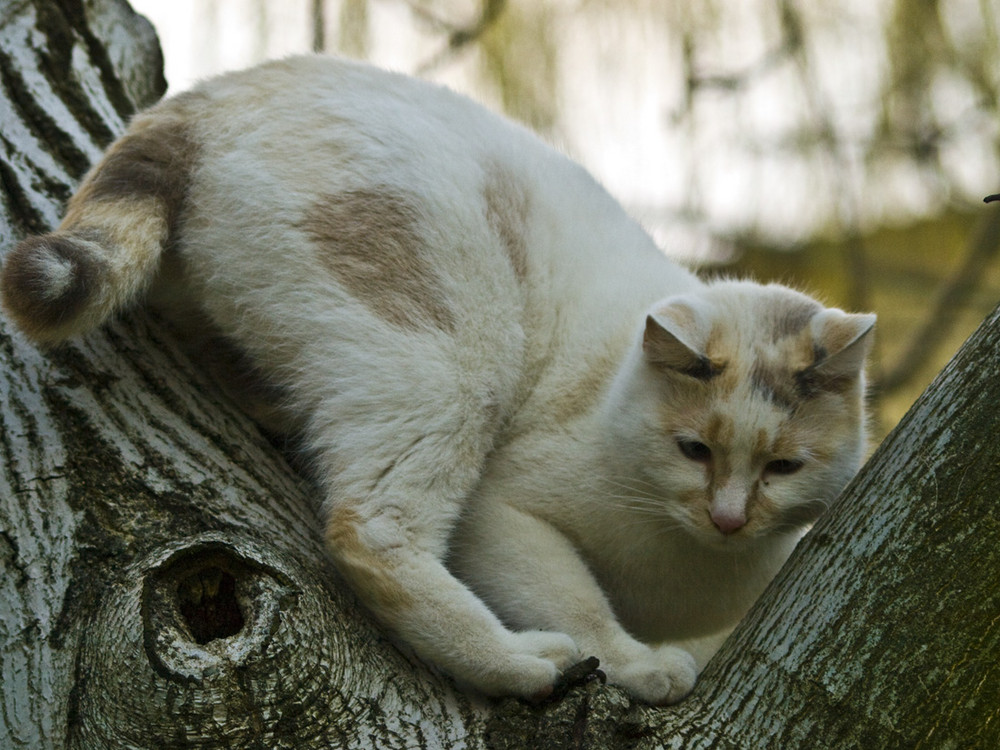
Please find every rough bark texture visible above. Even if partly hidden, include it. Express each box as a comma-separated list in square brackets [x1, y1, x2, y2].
[2, 2, 998, 748]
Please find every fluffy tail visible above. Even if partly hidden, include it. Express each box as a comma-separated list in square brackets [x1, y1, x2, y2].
[1, 108, 196, 344]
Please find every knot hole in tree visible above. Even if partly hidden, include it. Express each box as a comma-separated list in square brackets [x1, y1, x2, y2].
[141, 540, 298, 682]
[177, 564, 244, 643]
[72, 536, 350, 747]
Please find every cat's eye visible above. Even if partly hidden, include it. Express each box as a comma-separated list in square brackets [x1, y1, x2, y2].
[765, 458, 805, 476]
[677, 438, 712, 463]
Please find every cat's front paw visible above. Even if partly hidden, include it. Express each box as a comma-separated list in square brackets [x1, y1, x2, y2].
[606, 645, 698, 705]
[506, 630, 583, 701]
[461, 630, 581, 701]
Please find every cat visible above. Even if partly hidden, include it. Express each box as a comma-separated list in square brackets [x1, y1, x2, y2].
[0, 55, 874, 705]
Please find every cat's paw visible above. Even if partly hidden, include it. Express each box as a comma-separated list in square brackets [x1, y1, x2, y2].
[507, 630, 583, 701]
[509, 629, 581, 667]
[606, 645, 698, 705]
[463, 630, 581, 701]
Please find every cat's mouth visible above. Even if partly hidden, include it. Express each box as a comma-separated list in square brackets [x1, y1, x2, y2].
[688, 518, 763, 548]
[703, 530, 753, 548]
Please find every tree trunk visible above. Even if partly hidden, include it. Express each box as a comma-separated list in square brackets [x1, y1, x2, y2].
[2, 2, 997, 748]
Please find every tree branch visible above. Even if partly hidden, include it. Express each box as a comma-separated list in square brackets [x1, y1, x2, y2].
[4, 3, 999, 747]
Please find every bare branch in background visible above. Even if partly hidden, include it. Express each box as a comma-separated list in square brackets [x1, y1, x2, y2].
[312, 0, 326, 52]
[338, 0, 370, 58]
[877, 206, 1000, 395]
[408, 0, 507, 73]
[683, 0, 875, 308]
[682, 3, 801, 97]
[778, 0, 874, 317]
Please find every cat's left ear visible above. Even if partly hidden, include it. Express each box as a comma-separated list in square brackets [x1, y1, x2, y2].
[643, 311, 718, 380]
[807, 310, 877, 385]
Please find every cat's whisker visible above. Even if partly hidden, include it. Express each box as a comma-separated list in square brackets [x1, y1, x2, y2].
[601, 475, 665, 494]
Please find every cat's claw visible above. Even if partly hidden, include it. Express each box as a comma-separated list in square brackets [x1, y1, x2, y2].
[543, 655, 605, 702]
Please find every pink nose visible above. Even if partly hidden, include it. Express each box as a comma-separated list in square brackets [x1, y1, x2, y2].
[711, 509, 746, 535]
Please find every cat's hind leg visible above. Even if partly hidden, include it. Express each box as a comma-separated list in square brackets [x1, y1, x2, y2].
[325, 498, 580, 699]
[306, 346, 580, 700]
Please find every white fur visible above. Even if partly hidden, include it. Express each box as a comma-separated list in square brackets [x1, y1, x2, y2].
[8, 56, 873, 704]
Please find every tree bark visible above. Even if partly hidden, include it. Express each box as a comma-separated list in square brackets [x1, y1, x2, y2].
[1, 2, 997, 748]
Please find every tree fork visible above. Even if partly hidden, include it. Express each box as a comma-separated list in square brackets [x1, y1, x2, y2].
[2, 2, 998, 747]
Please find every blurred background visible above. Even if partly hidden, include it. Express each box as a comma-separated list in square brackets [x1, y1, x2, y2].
[129, 0, 1000, 441]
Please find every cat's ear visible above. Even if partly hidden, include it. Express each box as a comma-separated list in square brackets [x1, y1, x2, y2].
[643, 313, 718, 380]
[803, 310, 876, 390]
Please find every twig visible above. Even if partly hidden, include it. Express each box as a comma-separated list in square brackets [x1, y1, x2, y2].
[410, 0, 507, 74]
[877, 205, 1000, 395]
[311, 0, 325, 53]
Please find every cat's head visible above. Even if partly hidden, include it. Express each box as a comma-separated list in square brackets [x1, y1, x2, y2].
[606, 280, 875, 546]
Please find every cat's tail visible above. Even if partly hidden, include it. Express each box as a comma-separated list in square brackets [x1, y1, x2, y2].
[1, 106, 197, 344]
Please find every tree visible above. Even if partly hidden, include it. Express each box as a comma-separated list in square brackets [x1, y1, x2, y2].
[2, 1, 997, 747]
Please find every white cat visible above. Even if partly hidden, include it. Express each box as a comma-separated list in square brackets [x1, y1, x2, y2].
[0, 55, 874, 704]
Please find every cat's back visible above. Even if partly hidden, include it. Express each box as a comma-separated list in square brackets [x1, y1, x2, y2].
[180, 56, 530, 198]
[150, 57, 692, 386]
[146, 59, 524, 363]
[24, 54, 699, 436]
[168, 55, 674, 281]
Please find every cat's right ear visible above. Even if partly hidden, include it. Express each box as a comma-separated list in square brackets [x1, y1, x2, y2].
[803, 310, 877, 389]
[643, 314, 718, 380]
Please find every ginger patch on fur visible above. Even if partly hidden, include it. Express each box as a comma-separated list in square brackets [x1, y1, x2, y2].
[325, 505, 415, 614]
[483, 165, 530, 282]
[302, 190, 455, 332]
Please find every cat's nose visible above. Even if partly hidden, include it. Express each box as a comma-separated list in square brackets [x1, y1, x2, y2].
[710, 490, 747, 535]
[710, 508, 746, 535]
